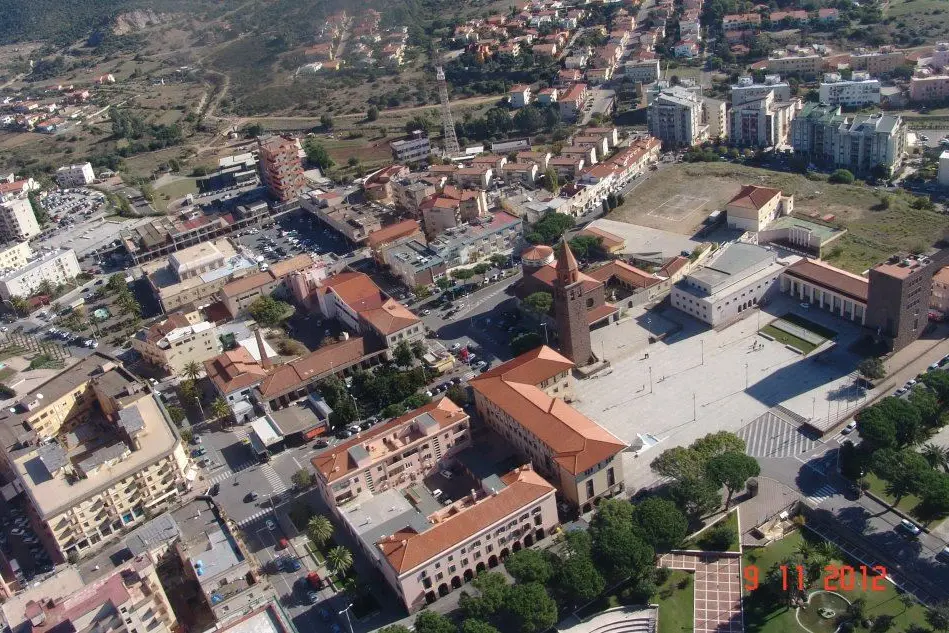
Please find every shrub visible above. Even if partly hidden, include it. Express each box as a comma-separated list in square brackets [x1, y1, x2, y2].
[829, 169, 855, 184]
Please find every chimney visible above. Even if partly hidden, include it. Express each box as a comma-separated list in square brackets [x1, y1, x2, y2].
[255, 328, 272, 370]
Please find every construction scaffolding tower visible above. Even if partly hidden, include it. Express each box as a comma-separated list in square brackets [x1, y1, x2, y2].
[435, 54, 460, 157]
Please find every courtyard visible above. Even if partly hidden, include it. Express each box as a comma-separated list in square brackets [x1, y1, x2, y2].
[576, 293, 872, 489]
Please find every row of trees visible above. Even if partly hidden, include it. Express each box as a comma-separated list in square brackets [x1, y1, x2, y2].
[383, 496, 690, 633]
[848, 371, 949, 518]
[651, 431, 761, 518]
[315, 362, 432, 428]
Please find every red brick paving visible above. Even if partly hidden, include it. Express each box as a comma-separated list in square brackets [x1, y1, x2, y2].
[659, 552, 744, 633]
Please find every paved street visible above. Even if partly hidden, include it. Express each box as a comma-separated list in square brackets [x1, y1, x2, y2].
[737, 411, 822, 458]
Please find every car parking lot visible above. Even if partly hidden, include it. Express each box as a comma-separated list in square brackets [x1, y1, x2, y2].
[234, 212, 352, 264]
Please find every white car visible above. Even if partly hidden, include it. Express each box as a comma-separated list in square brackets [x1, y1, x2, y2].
[899, 519, 921, 536]
[266, 519, 276, 531]
[842, 420, 857, 434]
[451, 343, 461, 351]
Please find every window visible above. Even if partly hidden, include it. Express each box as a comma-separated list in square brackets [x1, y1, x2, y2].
[607, 467, 615, 487]
[586, 480, 595, 499]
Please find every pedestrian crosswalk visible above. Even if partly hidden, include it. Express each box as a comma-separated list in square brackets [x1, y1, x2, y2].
[206, 460, 257, 485]
[261, 463, 288, 495]
[804, 484, 837, 506]
[738, 411, 822, 458]
[231, 427, 249, 442]
[238, 509, 275, 527]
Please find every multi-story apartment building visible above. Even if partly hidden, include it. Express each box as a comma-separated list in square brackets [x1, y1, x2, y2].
[850, 47, 906, 75]
[866, 252, 949, 352]
[910, 73, 949, 103]
[131, 312, 221, 375]
[470, 346, 627, 512]
[390, 131, 432, 163]
[940, 150, 949, 187]
[559, 83, 589, 121]
[54, 162, 95, 188]
[731, 75, 791, 105]
[143, 238, 259, 313]
[791, 103, 906, 176]
[0, 556, 176, 633]
[420, 189, 488, 239]
[121, 202, 271, 264]
[197, 153, 259, 193]
[428, 212, 522, 269]
[703, 97, 727, 139]
[621, 59, 661, 84]
[0, 241, 32, 275]
[647, 85, 706, 147]
[380, 239, 447, 288]
[0, 248, 81, 300]
[728, 91, 798, 148]
[818, 72, 881, 106]
[0, 354, 189, 561]
[0, 197, 40, 242]
[299, 193, 383, 245]
[368, 220, 426, 264]
[313, 398, 472, 507]
[765, 53, 824, 76]
[257, 135, 306, 203]
[931, 266, 949, 315]
[219, 254, 316, 317]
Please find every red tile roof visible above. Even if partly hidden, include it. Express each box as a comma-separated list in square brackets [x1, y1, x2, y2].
[726, 184, 783, 210]
[784, 258, 868, 303]
[204, 347, 268, 395]
[368, 220, 422, 249]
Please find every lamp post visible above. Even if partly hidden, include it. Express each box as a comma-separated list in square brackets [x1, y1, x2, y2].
[540, 322, 549, 345]
[745, 363, 749, 389]
[339, 603, 355, 633]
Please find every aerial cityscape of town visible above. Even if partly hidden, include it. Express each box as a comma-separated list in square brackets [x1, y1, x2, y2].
[3, 1, 949, 633]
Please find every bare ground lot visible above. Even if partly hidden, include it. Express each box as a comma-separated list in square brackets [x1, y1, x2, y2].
[608, 163, 949, 272]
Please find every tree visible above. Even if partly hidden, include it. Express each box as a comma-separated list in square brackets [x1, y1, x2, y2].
[563, 529, 593, 558]
[446, 385, 469, 405]
[569, 234, 604, 260]
[394, 340, 414, 367]
[511, 331, 543, 356]
[523, 292, 552, 316]
[829, 169, 855, 184]
[461, 621, 501, 633]
[872, 449, 931, 505]
[210, 397, 231, 421]
[304, 138, 335, 170]
[326, 546, 353, 576]
[543, 167, 559, 193]
[167, 406, 186, 426]
[504, 549, 554, 584]
[503, 582, 558, 633]
[460, 572, 509, 620]
[526, 212, 574, 245]
[292, 468, 314, 489]
[248, 296, 292, 326]
[632, 498, 688, 552]
[651, 446, 704, 480]
[554, 553, 604, 605]
[696, 522, 735, 551]
[590, 499, 655, 583]
[705, 451, 761, 508]
[930, 606, 949, 633]
[307, 515, 334, 547]
[513, 106, 544, 135]
[922, 443, 949, 472]
[367, 106, 379, 121]
[436, 277, 453, 291]
[415, 611, 456, 633]
[856, 407, 898, 450]
[8, 296, 28, 315]
[179, 428, 193, 443]
[37, 279, 56, 298]
[381, 402, 408, 418]
[857, 357, 886, 381]
[106, 273, 126, 294]
[180, 379, 204, 418]
[414, 284, 432, 299]
[452, 268, 475, 286]
[922, 370, 949, 402]
[320, 113, 334, 130]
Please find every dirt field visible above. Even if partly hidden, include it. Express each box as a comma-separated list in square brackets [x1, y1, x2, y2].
[608, 162, 949, 273]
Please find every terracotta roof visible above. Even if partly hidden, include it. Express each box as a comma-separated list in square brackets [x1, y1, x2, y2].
[784, 258, 868, 303]
[143, 312, 191, 343]
[269, 253, 315, 278]
[221, 270, 274, 298]
[587, 260, 658, 288]
[257, 337, 367, 399]
[361, 298, 421, 336]
[470, 346, 626, 474]
[313, 399, 466, 482]
[377, 466, 555, 573]
[321, 271, 384, 309]
[204, 347, 267, 395]
[368, 220, 422, 249]
[578, 226, 625, 250]
[726, 184, 783, 210]
[522, 245, 554, 261]
[934, 266, 949, 286]
[659, 255, 689, 278]
[529, 261, 602, 293]
[587, 303, 618, 324]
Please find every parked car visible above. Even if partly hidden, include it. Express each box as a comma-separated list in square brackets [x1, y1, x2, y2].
[899, 519, 922, 536]
[265, 519, 276, 531]
[308, 571, 325, 590]
[191, 447, 206, 457]
[210, 483, 220, 496]
[842, 420, 857, 435]
[245, 491, 259, 502]
[313, 439, 329, 449]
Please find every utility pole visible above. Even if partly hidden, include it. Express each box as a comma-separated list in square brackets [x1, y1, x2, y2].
[692, 392, 696, 421]
[745, 362, 749, 389]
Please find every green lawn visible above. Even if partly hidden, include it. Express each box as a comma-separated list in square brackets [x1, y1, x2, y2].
[778, 313, 837, 340]
[864, 473, 927, 522]
[656, 570, 694, 633]
[683, 512, 741, 552]
[743, 531, 930, 633]
[153, 178, 198, 211]
[760, 325, 818, 355]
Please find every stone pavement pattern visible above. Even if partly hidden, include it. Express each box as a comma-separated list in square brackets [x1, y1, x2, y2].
[659, 552, 744, 633]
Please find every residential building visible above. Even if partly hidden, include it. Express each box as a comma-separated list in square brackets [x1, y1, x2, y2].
[257, 135, 306, 203]
[0, 241, 31, 273]
[0, 197, 40, 241]
[54, 162, 95, 188]
[391, 131, 431, 163]
[791, 103, 906, 176]
[728, 91, 798, 148]
[765, 53, 824, 75]
[781, 258, 868, 324]
[206, 603, 300, 633]
[132, 313, 221, 375]
[559, 83, 589, 121]
[381, 239, 447, 288]
[173, 498, 260, 621]
[219, 254, 317, 317]
[0, 248, 80, 300]
[300, 194, 383, 244]
[501, 161, 539, 185]
[509, 84, 532, 108]
[453, 166, 493, 190]
[363, 164, 409, 202]
[0, 354, 190, 561]
[420, 189, 488, 239]
[428, 212, 522, 269]
[142, 238, 259, 313]
[723, 13, 761, 30]
[866, 252, 949, 352]
[910, 73, 949, 103]
[819, 72, 881, 106]
[0, 557, 176, 633]
[731, 75, 791, 105]
[313, 399, 472, 507]
[850, 48, 906, 75]
[204, 346, 270, 417]
[470, 345, 627, 511]
[931, 265, 949, 315]
[647, 85, 706, 147]
[703, 98, 727, 140]
[196, 153, 259, 193]
[939, 150, 949, 187]
[725, 185, 794, 231]
[621, 59, 661, 83]
[392, 178, 439, 213]
[121, 202, 270, 264]
[368, 220, 425, 263]
[768, 10, 808, 25]
[670, 242, 794, 326]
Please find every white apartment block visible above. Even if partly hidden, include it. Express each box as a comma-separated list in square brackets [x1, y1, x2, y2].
[391, 132, 432, 163]
[939, 150, 949, 187]
[729, 91, 798, 148]
[0, 241, 32, 272]
[622, 59, 661, 82]
[55, 163, 95, 188]
[0, 197, 40, 241]
[131, 313, 221, 375]
[819, 72, 881, 106]
[731, 75, 791, 105]
[647, 85, 707, 147]
[0, 248, 80, 299]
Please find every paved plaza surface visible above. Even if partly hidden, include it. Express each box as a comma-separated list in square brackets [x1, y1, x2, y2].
[577, 294, 872, 489]
[659, 552, 744, 633]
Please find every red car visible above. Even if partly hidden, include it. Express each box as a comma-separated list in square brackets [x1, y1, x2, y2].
[307, 571, 324, 589]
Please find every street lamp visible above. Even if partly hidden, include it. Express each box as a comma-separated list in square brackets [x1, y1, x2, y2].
[540, 322, 549, 345]
[338, 603, 355, 633]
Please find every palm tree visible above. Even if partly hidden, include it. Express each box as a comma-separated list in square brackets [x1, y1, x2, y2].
[210, 397, 230, 422]
[795, 540, 812, 561]
[8, 296, 28, 316]
[182, 361, 202, 382]
[813, 540, 841, 562]
[327, 546, 353, 577]
[922, 443, 949, 472]
[180, 379, 204, 418]
[307, 515, 334, 547]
